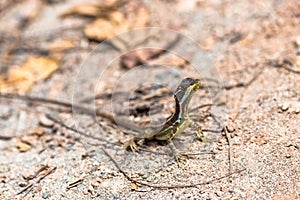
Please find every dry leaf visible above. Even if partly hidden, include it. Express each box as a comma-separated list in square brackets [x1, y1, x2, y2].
[0, 57, 58, 92]
[83, 2, 149, 41]
[130, 182, 138, 190]
[29, 128, 45, 136]
[84, 12, 130, 41]
[16, 141, 31, 152]
[61, 1, 150, 41]
[49, 39, 75, 52]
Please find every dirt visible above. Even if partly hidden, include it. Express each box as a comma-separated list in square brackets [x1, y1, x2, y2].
[0, 0, 299, 199]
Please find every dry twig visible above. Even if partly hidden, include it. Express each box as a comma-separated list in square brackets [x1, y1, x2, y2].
[102, 148, 245, 189]
[66, 178, 85, 190]
[16, 166, 57, 196]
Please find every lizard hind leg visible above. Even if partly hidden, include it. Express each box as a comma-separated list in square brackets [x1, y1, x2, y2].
[168, 139, 187, 163]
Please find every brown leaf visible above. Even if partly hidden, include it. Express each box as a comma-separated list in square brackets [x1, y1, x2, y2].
[49, 39, 75, 52]
[29, 128, 45, 137]
[84, 12, 130, 41]
[130, 182, 138, 190]
[0, 57, 58, 92]
[16, 141, 31, 152]
[83, 2, 149, 41]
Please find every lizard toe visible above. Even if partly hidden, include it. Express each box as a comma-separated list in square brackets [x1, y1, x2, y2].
[123, 139, 139, 152]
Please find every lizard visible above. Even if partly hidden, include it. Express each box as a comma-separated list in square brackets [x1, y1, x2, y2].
[0, 77, 203, 160]
[123, 77, 203, 160]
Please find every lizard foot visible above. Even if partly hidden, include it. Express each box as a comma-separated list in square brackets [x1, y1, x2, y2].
[191, 121, 206, 142]
[196, 128, 206, 142]
[174, 151, 188, 163]
[123, 139, 139, 152]
[168, 140, 187, 163]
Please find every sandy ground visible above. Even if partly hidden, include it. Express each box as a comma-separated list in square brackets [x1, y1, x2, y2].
[0, 0, 299, 199]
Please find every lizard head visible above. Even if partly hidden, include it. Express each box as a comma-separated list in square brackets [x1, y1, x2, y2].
[174, 78, 201, 102]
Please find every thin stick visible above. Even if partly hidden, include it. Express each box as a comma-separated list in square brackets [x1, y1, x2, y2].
[0, 93, 118, 144]
[37, 167, 57, 183]
[16, 166, 57, 196]
[0, 135, 14, 140]
[102, 148, 245, 189]
[45, 114, 116, 146]
[66, 178, 84, 190]
[223, 67, 264, 90]
[0, 93, 116, 123]
[269, 58, 300, 74]
[188, 103, 214, 113]
[210, 114, 233, 175]
[224, 127, 233, 175]
[27, 165, 49, 181]
[16, 184, 33, 195]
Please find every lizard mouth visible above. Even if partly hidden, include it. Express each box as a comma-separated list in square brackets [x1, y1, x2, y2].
[192, 79, 201, 90]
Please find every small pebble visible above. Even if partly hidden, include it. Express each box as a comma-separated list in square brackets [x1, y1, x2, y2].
[42, 192, 48, 199]
[216, 190, 224, 197]
[112, 193, 120, 200]
[18, 182, 27, 187]
[293, 102, 300, 114]
[226, 124, 235, 133]
[217, 145, 224, 151]
[91, 180, 100, 187]
[279, 102, 289, 112]
[83, 188, 89, 195]
[22, 172, 34, 180]
[142, 172, 150, 179]
[95, 177, 102, 183]
[39, 115, 54, 128]
[102, 174, 109, 179]
[165, 167, 172, 172]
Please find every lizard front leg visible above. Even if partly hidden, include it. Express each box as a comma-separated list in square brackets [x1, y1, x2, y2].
[123, 138, 139, 152]
[191, 121, 205, 141]
[123, 129, 155, 152]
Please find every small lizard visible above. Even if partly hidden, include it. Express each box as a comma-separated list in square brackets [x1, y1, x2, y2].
[0, 78, 202, 160]
[123, 77, 202, 160]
